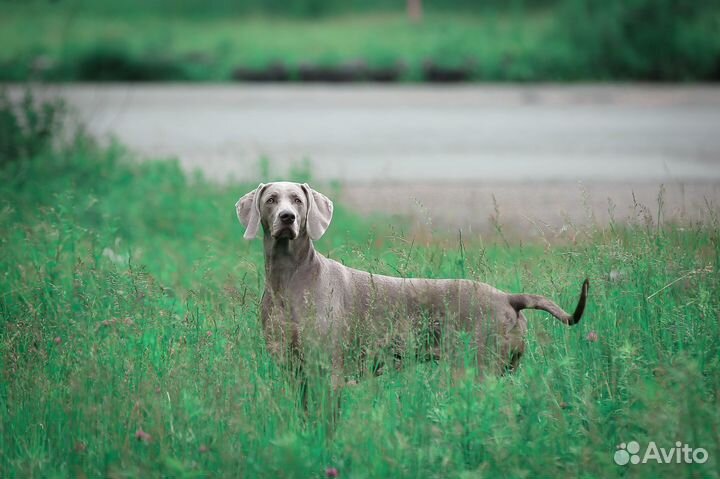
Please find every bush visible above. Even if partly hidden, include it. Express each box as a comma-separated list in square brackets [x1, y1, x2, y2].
[0, 89, 65, 168]
[560, 0, 720, 80]
[74, 45, 187, 82]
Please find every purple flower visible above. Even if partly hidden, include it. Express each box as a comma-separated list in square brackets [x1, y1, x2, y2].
[586, 331, 599, 342]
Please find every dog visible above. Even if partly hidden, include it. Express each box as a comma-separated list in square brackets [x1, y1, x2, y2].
[236, 182, 588, 388]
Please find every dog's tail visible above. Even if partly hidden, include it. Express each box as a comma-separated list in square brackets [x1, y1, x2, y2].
[507, 279, 589, 325]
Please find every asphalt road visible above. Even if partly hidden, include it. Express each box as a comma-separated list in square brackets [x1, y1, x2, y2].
[23, 84, 720, 234]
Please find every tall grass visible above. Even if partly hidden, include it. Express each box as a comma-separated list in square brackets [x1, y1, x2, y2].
[1, 95, 719, 477]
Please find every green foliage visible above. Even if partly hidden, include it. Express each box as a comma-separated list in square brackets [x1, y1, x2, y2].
[560, 0, 720, 80]
[1, 108, 719, 476]
[1, 0, 554, 18]
[71, 44, 189, 82]
[0, 89, 65, 168]
[1, 1, 719, 81]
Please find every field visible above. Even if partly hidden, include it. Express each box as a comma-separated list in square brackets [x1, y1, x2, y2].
[1, 0, 719, 82]
[1, 94, 719, 477]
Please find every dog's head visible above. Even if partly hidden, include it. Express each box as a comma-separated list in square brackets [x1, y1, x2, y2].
[236, 182, 333, 241]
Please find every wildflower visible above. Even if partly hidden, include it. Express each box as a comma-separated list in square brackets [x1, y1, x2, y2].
[586, 331, 598, 342]
[53, 337, 62, 345]
[199, 444, 209, 453]
[326, 467, 339, 478]
[135, 429, 151, 442]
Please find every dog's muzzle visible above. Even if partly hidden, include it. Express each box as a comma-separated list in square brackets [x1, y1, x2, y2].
[272, 210, 298, 239]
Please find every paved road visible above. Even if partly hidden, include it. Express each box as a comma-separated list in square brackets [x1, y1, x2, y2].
[30, 84, 720, 182]
[23, 84, 720, 233]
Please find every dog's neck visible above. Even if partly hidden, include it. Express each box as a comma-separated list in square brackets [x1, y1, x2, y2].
[263, 231, 318, 294]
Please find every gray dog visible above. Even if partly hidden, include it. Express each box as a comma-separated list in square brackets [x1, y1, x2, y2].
[237, 182, 588, 387]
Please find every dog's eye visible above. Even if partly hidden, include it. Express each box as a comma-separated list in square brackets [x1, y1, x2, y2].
[293, 198, 302, 205]
[266, 197, 275, 204]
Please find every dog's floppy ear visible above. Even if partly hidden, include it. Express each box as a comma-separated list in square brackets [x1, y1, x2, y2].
[236, 183, 265, 240]
[302, 183, 333, 240]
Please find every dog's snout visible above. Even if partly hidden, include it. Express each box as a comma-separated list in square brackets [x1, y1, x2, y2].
[279, 211, 296, 224]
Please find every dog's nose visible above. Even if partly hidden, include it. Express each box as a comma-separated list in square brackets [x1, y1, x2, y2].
[279, 211, 296, 224]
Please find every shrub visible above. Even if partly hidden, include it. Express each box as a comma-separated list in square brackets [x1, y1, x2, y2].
[0, 89, 65, 168]
[74, 44, 187, 82]
[560, 0, 720, 80]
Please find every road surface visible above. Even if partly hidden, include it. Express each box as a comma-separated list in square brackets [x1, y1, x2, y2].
[23, 84, 720, 234]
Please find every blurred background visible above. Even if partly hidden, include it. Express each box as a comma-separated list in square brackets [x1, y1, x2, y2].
[2, 0, 720, 236]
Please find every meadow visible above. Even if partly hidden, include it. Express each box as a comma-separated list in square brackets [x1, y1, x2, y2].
[1, 92, 719, 477]
[1, 0, 718, 82]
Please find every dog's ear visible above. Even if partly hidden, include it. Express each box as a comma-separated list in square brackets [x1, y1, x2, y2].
[236, 183, 265, 240]
[302, 183, 333, 240]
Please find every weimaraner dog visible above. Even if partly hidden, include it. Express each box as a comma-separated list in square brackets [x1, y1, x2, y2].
[236, 182, 588, 386]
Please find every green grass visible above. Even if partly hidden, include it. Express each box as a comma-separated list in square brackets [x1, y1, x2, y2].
[1, 119, 720, 476]
[0, 6, 558, 82]
[2, 1, 718, 82]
